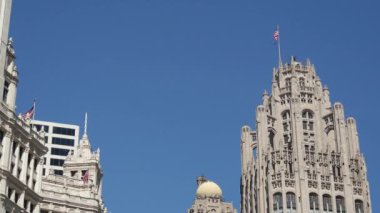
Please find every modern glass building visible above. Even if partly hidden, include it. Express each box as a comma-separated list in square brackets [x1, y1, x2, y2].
[32, 120, 79, 176]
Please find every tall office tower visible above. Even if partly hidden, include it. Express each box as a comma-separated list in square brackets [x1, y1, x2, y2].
[187, 176, 237, 213]
[31, 120, 79, 176]
[240, 57, 372, 213]
[40, 115, 106, 213]
[0, 0, 48, 212]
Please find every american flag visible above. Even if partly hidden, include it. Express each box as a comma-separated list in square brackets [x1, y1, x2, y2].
[273, 29, 279, 42]
[82, 170, 89, 184]
[21, 105, 35, 121]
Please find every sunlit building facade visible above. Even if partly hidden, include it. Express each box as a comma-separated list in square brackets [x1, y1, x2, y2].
[40, 117, 106, 213]
[0, 0, 48, 212]
[240, 57, 372, 213]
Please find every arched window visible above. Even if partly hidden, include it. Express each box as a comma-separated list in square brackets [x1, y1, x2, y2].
[273, 193, 283, 213]
[336, 196, 345, 213]
[282, 111, 292, 144]
[322, 194, 332, 212]
[309, 193, 319, 211]
[302, 110, 315, 143]
[355, 200, 363, 213]
[286, 192, 296, 211]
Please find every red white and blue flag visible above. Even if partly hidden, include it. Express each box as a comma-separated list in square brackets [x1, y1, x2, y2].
[82, 170, 89, 184]
[22, 105, 35, 120]
[273, 29, 279, 42]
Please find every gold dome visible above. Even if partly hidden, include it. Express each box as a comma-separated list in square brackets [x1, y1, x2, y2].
[196, 181, 223, 197]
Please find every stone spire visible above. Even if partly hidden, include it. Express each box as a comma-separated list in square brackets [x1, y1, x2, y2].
[80, 112, 91, 147]
[83, 112, 88, 137]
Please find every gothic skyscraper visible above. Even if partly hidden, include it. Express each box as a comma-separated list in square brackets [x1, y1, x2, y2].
[240, 57, 372, 213]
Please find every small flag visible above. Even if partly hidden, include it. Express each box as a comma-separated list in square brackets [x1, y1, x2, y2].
[273, 29, 279, 42]
[22, 105, 35, 121]
[82, 170, 89, 184]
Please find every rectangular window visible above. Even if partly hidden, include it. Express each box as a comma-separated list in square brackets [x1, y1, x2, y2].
[51, 148, 70, 156]
[283, 123, 289, 131]
[50, 158, 65, 166]
[12, 141, 17, 155]
[54, 170, 63, 175]
[19, 147, 24, 160]
[0, 130, 4, 144]
[27, 154, 32, 166]
[15, 192, 19, 203]
[53, 127, 75, 136]
[34, 125, 49, 132]
[303, 121, 307, 130]
[24, 200, 28, 209]
[3, 81, 9, 102]
[7, 188, 12, 198]
[308, 122, 314, 131]
[52, 137, 74, 146]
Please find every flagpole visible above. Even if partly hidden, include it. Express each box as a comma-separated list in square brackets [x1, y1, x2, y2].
[277, 25, 283, 68]
[33, 99, 36, 121]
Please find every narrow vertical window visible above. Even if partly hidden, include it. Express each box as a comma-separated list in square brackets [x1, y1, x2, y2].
[0, 130, 4, 144]
[3, 81, 9, 102]
[269, 131, 275, 149]
[286, 192, 296, 211]
[355, 200, 363, 213]
[336, 196, 345, 213]
[309, 193, 319, 212]
[322, 194, 332, 213]
[302, 111, 315, 143]
[282, 111, 292, 144]
[273, 193, 283, 213]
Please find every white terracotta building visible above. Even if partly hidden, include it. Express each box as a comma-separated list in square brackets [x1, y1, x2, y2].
[40, 116, 106, 213]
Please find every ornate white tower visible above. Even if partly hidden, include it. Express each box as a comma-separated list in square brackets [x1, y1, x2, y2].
[40, 114, 106, 213]
[240, 57, 372, 213]
[63, 113, 104, 200]
[187, 176, 237, 213]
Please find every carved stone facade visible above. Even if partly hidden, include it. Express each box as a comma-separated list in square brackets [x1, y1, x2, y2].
[240, 57, 372, 213]
[40, 118, 106, 213]
[187, 176, 237, 213]
[0, 1, 49, 212]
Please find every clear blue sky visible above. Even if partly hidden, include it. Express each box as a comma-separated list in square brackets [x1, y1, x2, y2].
[9, 0, 380, 212]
